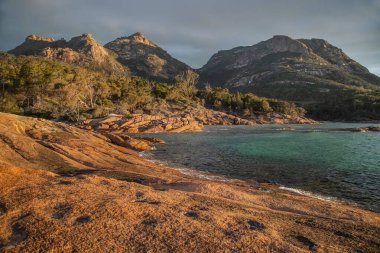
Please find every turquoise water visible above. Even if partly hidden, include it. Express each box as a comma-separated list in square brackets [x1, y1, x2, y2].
[145, 123, 380, 212]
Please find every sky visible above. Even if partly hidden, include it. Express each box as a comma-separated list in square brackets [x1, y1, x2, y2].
[0, 0, 379, 75]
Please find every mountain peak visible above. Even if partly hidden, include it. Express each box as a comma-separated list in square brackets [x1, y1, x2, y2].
[68, 33, 97, 45]
[265, 35, 310, 54]
[82, 33, 94, 38]
[130, 32, 145, 38]
[199, 35, 380, 117]
[9, 33, 127, 75]
[104, 33, 195, 82]
[272, 35, 293, 40]
[116, 32, 158, 47]
[26, 35, 55, 42]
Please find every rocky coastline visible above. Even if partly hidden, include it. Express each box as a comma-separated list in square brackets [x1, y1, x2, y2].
[74, 107, 317, 150]
[0, 112, 379, 252]
[76, 108, 316, 134]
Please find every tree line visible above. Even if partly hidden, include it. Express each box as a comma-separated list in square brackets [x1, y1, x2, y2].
[0, 52, 305, 121]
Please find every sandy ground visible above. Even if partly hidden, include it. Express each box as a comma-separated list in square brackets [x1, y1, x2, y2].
[0, 112, 379, 252]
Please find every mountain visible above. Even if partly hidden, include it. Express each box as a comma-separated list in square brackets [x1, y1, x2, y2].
[8, 33, 128, 75]
[199, 35, 380, 120]
[105, 32, 196, 82]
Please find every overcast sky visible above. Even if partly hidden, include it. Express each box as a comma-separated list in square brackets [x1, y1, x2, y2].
[0, 0, 379, 75]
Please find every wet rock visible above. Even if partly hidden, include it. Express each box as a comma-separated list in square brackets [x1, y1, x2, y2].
[367, 126, 380, 132]
[58, 180, 73, 185]
[334, 126, 380, 132]
[141, 218, 157, 226]
[334, 230, 352, 238]
[75, 215, 92, 224]
[52, 203, 72, 219]
[184, 211, 199, 218]
[0, 201, 7, 214]
[246, 220, 265, 230]
[9, 222, 28, 245]
[295, 235, 317, 250]
[135, 199, 161, 205]
[138, 137, 165, 144]
[135, 192, 145, 199]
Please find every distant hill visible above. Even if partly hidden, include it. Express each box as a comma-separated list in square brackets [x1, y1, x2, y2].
[8, 33, 128, 75]
[105, 32, 196, 82]
[199, 35, 380, 120]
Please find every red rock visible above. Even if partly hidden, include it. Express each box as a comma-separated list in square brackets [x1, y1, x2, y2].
[96, 124, 110, 130]
[126, 127, 139, 133]
[99, 116, 122, 124]
[138, 137, 165, 144]
[142, 125, 164, 133]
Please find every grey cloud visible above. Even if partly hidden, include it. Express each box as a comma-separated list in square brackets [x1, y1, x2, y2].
[0, 0, 379, 74]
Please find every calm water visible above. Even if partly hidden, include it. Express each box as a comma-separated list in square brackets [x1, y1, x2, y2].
[144, 123, 380, 212]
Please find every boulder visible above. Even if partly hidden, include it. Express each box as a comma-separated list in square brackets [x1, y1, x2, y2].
[96, 124, 110, 130]
[103, 133, 153, 151]
[126, 127, 139, 133]
[138, 137, 165, 144]
[125, 138, 153, 151]
[368, 126, 380, 132]
[82, 119, 93, 125]
[142, 125, 164, 133]
[99, 116, 122, 124]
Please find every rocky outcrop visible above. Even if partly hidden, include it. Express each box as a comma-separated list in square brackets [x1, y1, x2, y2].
[188, 107, 316, 125]
[9, 33, 127, 75]
[105, 32, 197, 82]
[76, 113, 204, 133]
[199, 35, 380, 103]
[334, 126, 380, 132]
[103, 133, 158, 151]
[76, 105, 316, 134]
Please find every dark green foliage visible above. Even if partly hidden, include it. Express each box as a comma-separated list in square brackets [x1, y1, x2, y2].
[197, 86, 305, 117]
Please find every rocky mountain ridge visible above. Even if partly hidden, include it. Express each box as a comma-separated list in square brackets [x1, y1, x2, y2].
[9, 32, 196, 82]
[7, 33, 380, 120]
[198, 35, 380, 120]
[105, 32, 196, 82]
[199, 35, 380, 94]
[9, 33, 128, 75]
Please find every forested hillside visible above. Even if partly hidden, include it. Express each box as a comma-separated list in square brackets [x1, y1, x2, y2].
[0, 52, 305, 121]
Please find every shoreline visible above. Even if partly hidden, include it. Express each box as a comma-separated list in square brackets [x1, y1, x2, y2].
[138, 123, 380, 214]
[1, 112, 379, 252]
[141, 149, 367, 213]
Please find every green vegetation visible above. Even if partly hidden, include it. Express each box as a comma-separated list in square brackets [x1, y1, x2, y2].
[197, 86, 305, 116]
[0, 52, 305, 121]
[227, 72, 380, 121]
